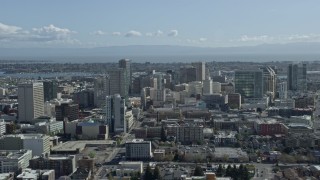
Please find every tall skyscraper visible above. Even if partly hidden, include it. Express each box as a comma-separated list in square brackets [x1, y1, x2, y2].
[94, 75, 108, 107]
[106, 94, 126, 133]
[287, 63, 307, 91]
[191, 62, 206, 81]
[119, 59, 131, 95]
[234, 70, 263, 98]
[106, 68, 128, 98]
[55, 103, 79, 121]
[202, 78, 213, 95]
[18, 82, 44, 122]
[179, 65, 196, 83]
[43, 80, 57, 102]
[260, 66, 276, 99]
[279, 82, 287, 99]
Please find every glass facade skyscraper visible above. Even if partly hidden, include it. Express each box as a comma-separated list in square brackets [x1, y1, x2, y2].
[235, 70, 263, 98]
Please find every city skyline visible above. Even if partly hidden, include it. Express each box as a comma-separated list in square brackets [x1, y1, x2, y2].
[1, 1, 320, 48]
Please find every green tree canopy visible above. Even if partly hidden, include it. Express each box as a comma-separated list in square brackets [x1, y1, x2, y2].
[193, 165, 204, 176]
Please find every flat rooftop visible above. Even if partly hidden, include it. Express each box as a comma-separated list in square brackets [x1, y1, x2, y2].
[51, 140, 115, 152]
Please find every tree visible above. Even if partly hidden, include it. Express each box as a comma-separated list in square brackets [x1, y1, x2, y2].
[216, 164, 223, 177]
[153, 166, 162, 180]
[242, 166, 250, 180]
[161, 126, 167, 142]
[238, 164, 244, 179]
[108, 173, 114, 180]
[131, 172, 140, 180]
[225, 164, 232, 177]
[145, 165, 153, 180]
[231, 164, 238, 180]
[193, 165, 204, 176]
[88, 151, 96, 158]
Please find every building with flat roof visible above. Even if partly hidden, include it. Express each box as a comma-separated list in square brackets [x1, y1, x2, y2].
[17, 169, 55, 180]
[0, 134, 50, 157]
[29, 155, 76, 178]
[18, 82, 44, 123]
[125, 139, 152, 160]
[235, 70, 263, 99]
[51, 140, 115, 155]
[288, 63, 307, 91]
[0, 150, 32, 174]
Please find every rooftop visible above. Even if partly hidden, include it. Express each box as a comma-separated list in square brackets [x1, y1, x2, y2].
[51, 140, 114, 152]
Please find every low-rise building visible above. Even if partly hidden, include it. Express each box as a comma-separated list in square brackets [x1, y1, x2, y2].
[29, 155, 76, 178]
[17, 169, 55, 180]
[153, 149, 166, 161]
[0, 134, 50, 156]
[214, 131, 238, 147]
[0, 172, 14, 180]
[65, 120, 108, 140]
[115, 161, 143, 177]
[253, 118, 288, 136]
[0, 150, 32, 174]
[125, 139, 152, 160]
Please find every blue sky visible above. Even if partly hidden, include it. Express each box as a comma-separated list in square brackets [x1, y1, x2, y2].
[1, 0, 320, 48]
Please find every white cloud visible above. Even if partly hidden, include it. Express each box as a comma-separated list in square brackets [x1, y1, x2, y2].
[235, 34, 320, 44]
[167, 30, 178, 37]
[239, 35, 271, 42]
[125, 30, 142, 37]
[0, 22, 22, 35]
[91, 30, 106, 35]
[112, 32, 121, 36]
[199, 38, 207, 42]
[286, 34, 320, 41]
[0, 22, 78, 44]
[145, 32, 153, 37]
[154, 30, 163, 36]
[146, 30, 163, 37]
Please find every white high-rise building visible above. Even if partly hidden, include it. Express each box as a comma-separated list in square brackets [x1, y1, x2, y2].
[106, 94, 126, 133]
[279, 82, 287, 99]
[18, 82, 44, 123]
[203, 78, 213, 95]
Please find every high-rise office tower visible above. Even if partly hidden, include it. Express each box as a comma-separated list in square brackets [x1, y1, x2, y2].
[234, 70, 263, 98]
[260, 66, 276, 99]
[287, 63, 307, 91]
[191, 62, 206, 81]
[55, 103, 79, 121]
[119, 59, 131, 94]
[106, 94, 126, 133]
[106, 68, 128, 98]
[43, 80, 57, 102]
[18, 82, 44, 122]
[93, 75, 108, 107]
[202, 78, 213, 95]
[179, 65, 197, 83]
[279, 82, 287, 99]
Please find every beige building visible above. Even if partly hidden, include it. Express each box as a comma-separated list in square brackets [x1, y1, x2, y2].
[18, 82, 44, 123]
